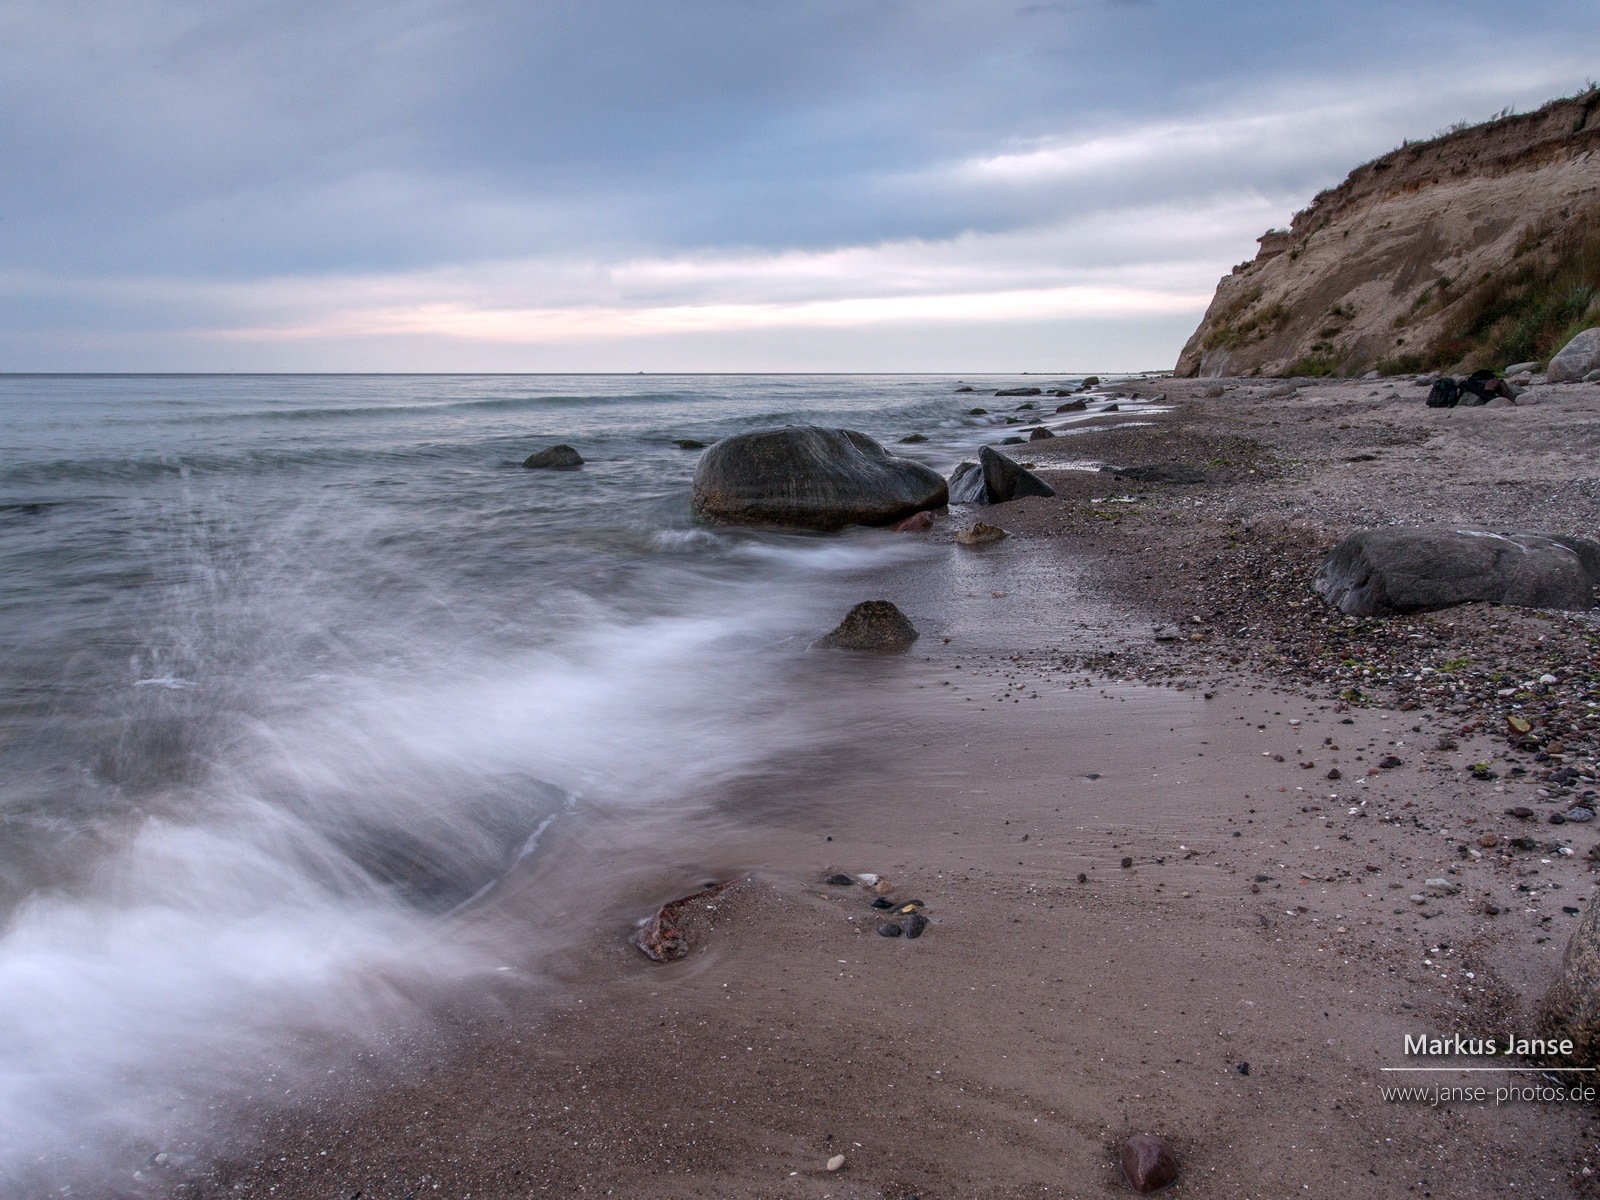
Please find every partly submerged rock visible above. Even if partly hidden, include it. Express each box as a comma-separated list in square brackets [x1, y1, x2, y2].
[956, 522, 1008, 546]
[1314, 528, 1600, 616]
[672, 438, 708, 450]
[691, 426, 947, 531]
[1546, 328, 1600, 383]
[980, 446, 1056, 502]
[635, 878, 744, 962]
[815, 600, 920, 653]
[995, 386, 1042, 397]
[898, 432, 929, 443]
[523, 444, 584, 469]
[1056, 399, 1088, 412]
[1028, 426, 1056, 441]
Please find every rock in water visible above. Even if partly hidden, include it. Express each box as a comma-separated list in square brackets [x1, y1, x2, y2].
[948, 461, 987, 504]
[980, 446, 1056, 502]
[1028, 426, 1055, 441]
[994, 386, 1042, 397]
[672, 438, 707, 450]
[691, 426, 948, 531]
[635, 878, 744, 962]
[815, 601, 920, 653]
[1056, 399, 1088, 412]
[956, 522, 1008, 546]
[1546, 327, 1600, 383]
[1120, 1134, 1178, 1193]
[1313, 528, 1600, 616]
[523, 444, 584, 469]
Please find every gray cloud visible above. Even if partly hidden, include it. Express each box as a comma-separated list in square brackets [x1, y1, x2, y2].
[1, 0, 1597, 368]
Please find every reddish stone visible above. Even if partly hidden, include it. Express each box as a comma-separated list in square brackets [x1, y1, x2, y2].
[890, 510, 935, 533]
[635, 878, 745, 962]
[1120, 1134, 1178, 1193]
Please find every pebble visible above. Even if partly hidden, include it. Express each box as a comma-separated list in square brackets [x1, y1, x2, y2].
[1379, 755, 1404, 769]
[1423, 878, 1460, 896]
[1121, 856, 1134, 869]
[1120, 1133, 1179, 1193]
[1479, 833, 1500, 847]
[1077, 872, 1088, 884]
[1567, 807, 1595, 823]
[877, 922, 904, 937]
[1504, 807, 1534, 821]
[1236, 1062, 1250, 1076]
[826, 874, 854, 886]
[871, 897, 894, 910]
[827, 1154, 846, 1172]
[1326, 767, 1342, 780]
[873, 879, 895, 894]
[904, 913, 929, 939]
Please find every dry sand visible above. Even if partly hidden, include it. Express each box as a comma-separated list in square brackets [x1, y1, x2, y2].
[156, 377, 1600, 1200]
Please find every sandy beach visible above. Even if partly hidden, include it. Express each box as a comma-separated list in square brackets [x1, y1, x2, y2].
[138, 376, 1600, 1200]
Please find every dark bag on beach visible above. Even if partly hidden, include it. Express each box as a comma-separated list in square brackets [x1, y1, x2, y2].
[1426, 377, 1459, 408]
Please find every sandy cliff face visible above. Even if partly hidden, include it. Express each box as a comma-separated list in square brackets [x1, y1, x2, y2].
[1176, 90, 1600, 378]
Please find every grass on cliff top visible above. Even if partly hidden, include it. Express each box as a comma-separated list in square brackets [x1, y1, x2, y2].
[1379, 206, 1600, 374]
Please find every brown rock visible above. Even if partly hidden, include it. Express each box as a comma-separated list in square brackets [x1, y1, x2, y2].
[890, 510, 936, 533]
[956, 522, 1009, 546]
[1120, 1133, 1178, 1192]
[635, 878, 744, 962]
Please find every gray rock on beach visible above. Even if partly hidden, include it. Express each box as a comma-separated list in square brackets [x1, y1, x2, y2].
[691, 426, 947, 531]
[1541, 893, 1600, 1064]
[1314, 527, 1600, 617]
[814, 600, 920, 653]
[1546, 327, 1600, 383]
[1504, 360, 1541, 377]
[523, 444, 584, 469]
[948, 461, 987, 504]
[980, 446, 1056, 502]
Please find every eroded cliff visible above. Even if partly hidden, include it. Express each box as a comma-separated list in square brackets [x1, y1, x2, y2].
[1176, 89, 1600, 378]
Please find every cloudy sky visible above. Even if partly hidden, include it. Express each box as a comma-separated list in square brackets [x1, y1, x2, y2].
[1, 1, 1595, 372]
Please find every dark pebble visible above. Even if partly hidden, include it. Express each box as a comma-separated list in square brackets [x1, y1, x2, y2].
[1326, 768, 1342, 781]
[1380, 755, 1403, 769]
[1550, 813, 1567, 825]
[1505, 806, 1535, 820]
[1121, 856, 1134, 869]
[826, 873, 854, 886]
[871, 897, 894, 910]
[1077, 872, 1088, 883]
[904, 913, 929, 939]
[1565, 906, 1581, 915]
[877, 922, 904, 938]
[1236, 1062, 1250, 1075]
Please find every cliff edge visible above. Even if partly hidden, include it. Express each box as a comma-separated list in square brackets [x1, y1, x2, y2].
[1176, 89, 1600, 378]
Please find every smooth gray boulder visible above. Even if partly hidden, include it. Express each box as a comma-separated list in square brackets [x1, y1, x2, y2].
[980, 446, 1056, 502]
[1314, 528, 1600, 616]
[691, 426, 947, 531]
[523, 445, 584, 469]
[1547, 328, 1600, 383]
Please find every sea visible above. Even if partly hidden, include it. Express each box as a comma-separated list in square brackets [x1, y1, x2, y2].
[0, 372, 1151, 1189]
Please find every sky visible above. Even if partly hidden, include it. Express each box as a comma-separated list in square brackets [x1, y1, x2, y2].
[0, 1, 1596, 373]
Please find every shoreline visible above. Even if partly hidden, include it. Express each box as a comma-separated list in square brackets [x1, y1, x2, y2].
[149, 375, 1600, 1199]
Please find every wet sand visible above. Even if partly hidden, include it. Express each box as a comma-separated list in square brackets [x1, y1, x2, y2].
[160, 377, 1600, 1199]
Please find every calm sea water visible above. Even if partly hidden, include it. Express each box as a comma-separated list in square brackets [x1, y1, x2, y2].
[0, 372, 1137, 1185]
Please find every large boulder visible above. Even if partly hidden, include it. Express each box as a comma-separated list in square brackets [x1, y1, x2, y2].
[1540, 894, 1600, 1065]
[1546, 328, 1600, 383]
[1314, 528, 1600, 616]
[691, 427, 947, 531]
[814, 601, 919, 652]
[980, 446, 1056, 502]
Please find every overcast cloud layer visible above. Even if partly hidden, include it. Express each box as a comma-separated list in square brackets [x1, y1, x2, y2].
[1, 1, 1596, 371]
